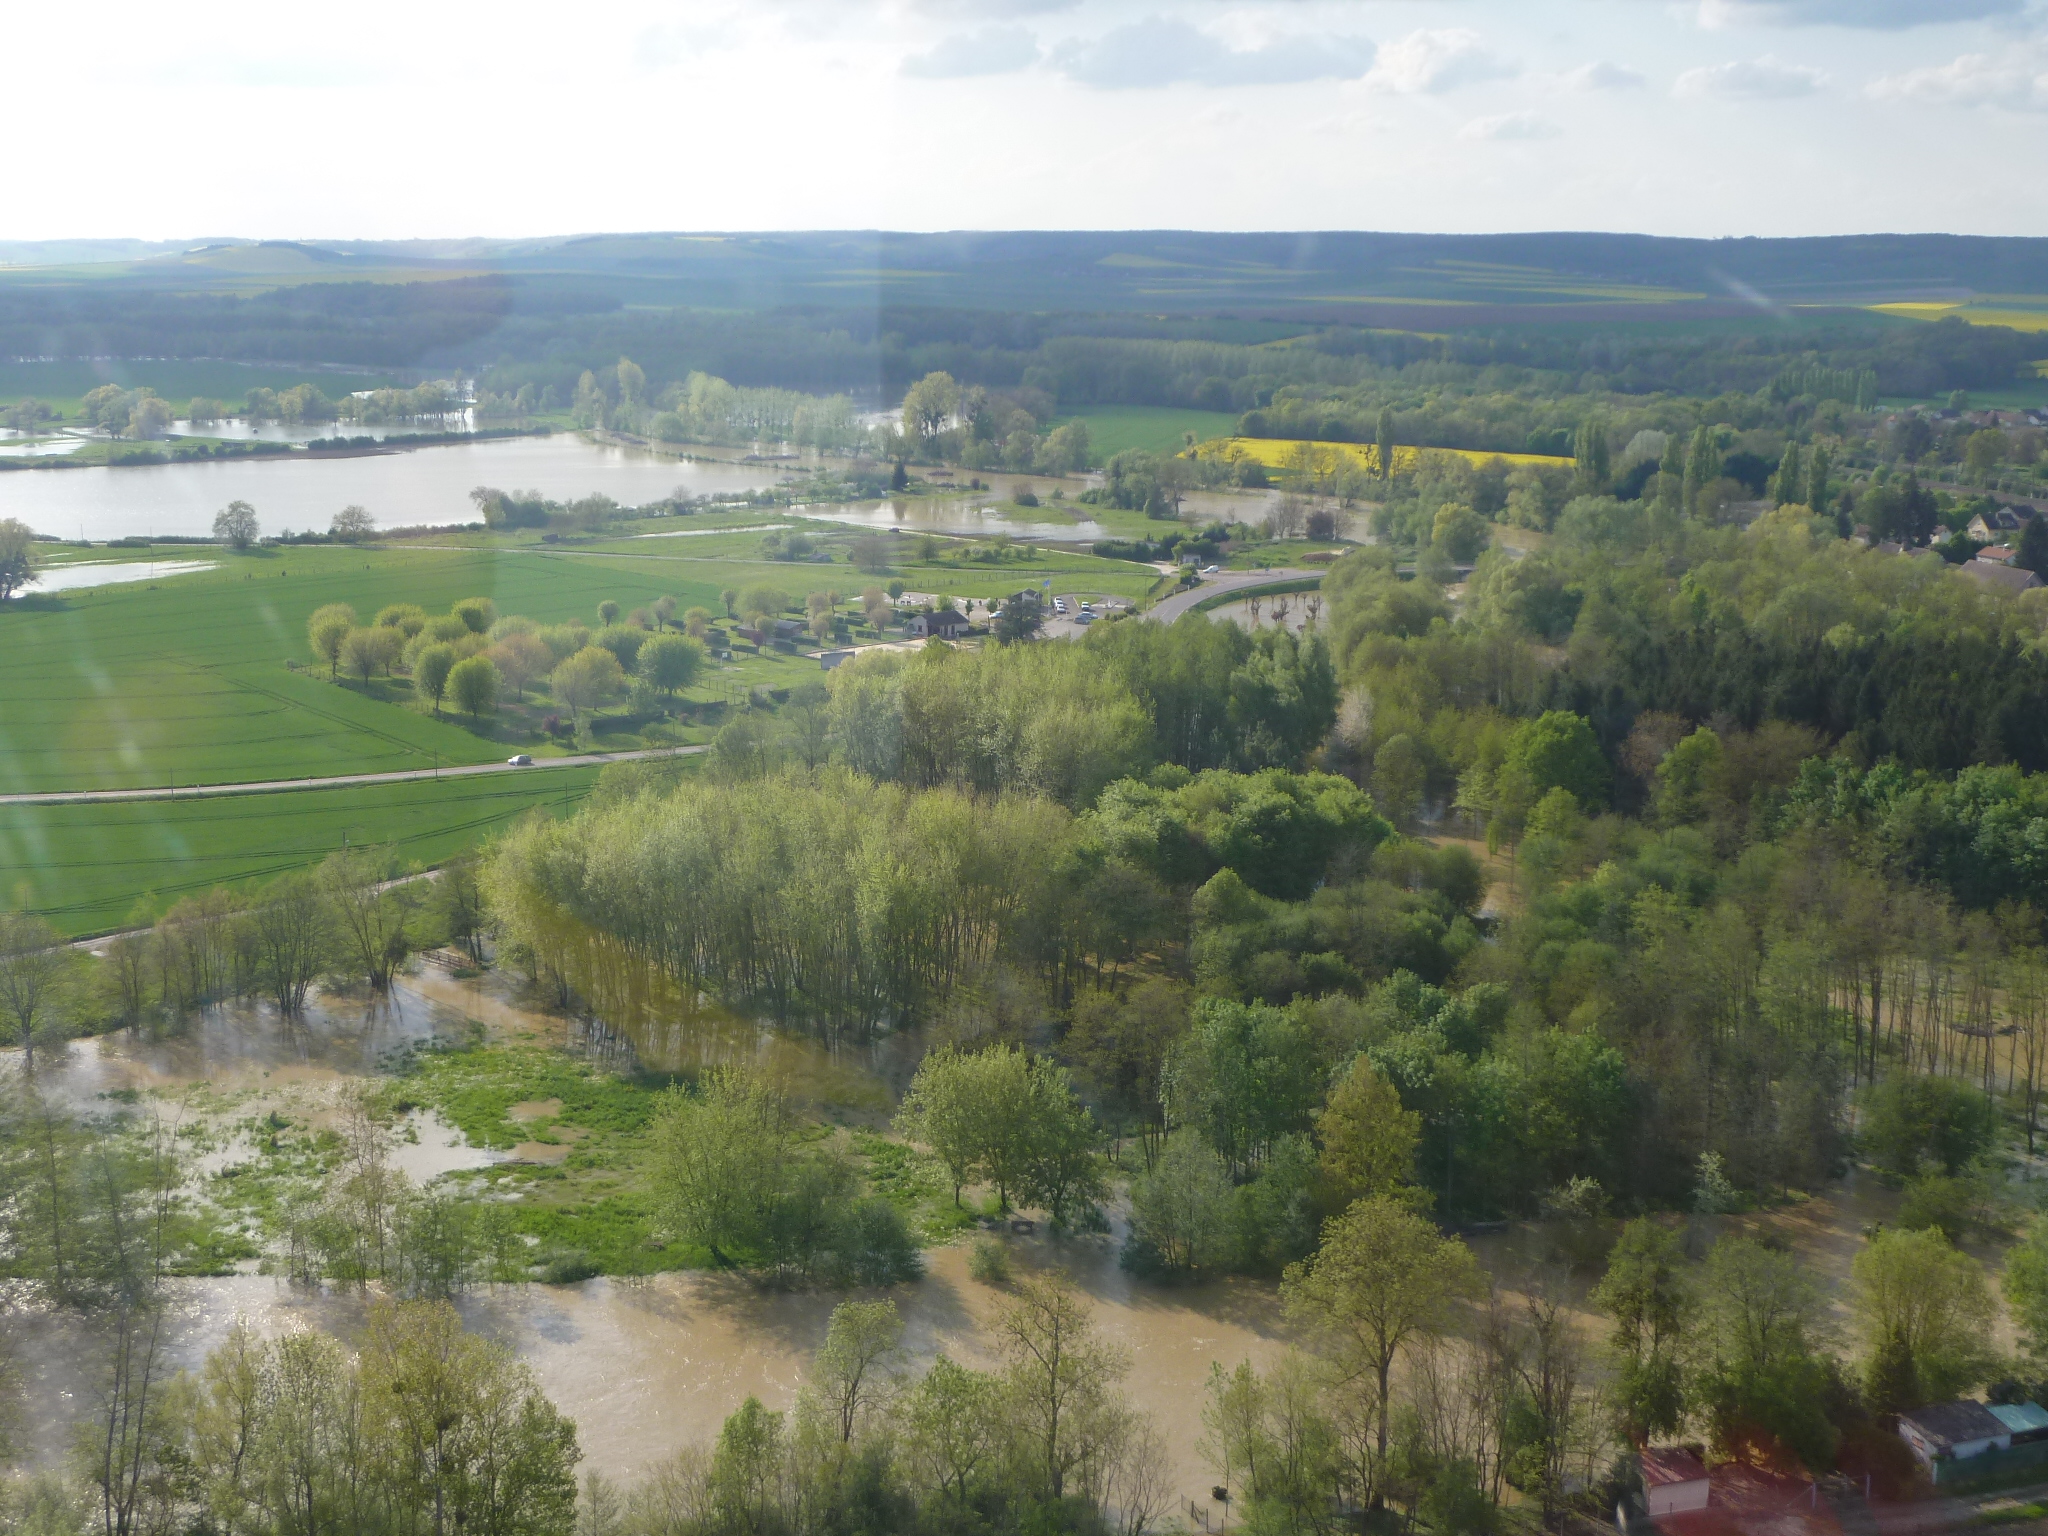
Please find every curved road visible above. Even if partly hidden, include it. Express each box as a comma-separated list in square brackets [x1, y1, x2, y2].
[0, 745, 706, 807]
[1144, 567, 1322, 624]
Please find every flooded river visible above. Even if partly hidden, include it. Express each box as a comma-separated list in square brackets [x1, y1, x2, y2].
[2, 435, 1277, 547]
[6, 968, 1288, 1523]
[0, 437, 785, 543]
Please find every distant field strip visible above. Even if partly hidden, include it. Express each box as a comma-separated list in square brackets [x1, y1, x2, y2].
[1190, 437, 1574, 474]
[1870, 301, 2048, 333]
[0, 769, 601, 936]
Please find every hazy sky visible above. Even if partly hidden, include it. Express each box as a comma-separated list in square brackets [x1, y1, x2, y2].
[14, 0, 2046, 241]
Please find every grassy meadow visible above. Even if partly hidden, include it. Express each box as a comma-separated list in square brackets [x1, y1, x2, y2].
[4, 532, 1165, 798]
[0, 522, 1162, 926]
[0, 768, 601, 935]
[1058, 406, 1240, 458]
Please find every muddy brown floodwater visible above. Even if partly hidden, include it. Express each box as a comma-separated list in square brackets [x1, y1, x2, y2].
[6, 967, 1292, 1526]
[18, 963, 1997, 1525]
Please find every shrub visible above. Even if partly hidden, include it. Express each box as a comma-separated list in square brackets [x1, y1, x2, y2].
[968, 1237, 1011, 1285]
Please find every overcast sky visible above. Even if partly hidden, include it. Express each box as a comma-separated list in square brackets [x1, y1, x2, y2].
[12, 0, 2045, 242]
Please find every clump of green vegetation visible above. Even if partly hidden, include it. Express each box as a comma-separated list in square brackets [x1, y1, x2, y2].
[967, 1236, 1011, 1285]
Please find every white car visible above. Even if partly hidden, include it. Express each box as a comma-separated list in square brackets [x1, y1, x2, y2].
[1202, 564, 1220, 574]
[507, 754, 533, 766]
[1054, 598, 1067, 613]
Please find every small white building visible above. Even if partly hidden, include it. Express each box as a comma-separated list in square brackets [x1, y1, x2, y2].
[1639, 1447, 1709, 1517]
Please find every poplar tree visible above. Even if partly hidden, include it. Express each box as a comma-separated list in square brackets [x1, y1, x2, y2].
[1806, 445, 1832, 514]
[1658, 432, 1686, 515]
[1683, 425, 1718, 516]
[1374, 407, 1396, 482]
[1774, 441, 1803, 506]
[1573, 415, 1610, 493]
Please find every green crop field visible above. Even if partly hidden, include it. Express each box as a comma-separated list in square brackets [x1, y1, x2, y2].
[1061, 407, 1241, 458]
[0, 768, 601, 936]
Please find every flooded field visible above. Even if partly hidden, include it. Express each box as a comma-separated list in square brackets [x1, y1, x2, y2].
[12, 959, 1951, 1522]
[6, 966, 1287, 1521]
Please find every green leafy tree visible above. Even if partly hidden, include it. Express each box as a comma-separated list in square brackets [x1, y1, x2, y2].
[1773, 441, 1804, 506]
[639, 633, 706, 700]
[451, 596, 496, 634]
[0, 911, 65, 1072]
[1695, 1237, 1838, 1469]
[2018, 515, 2048, 576]
[1805, 444, 1832, 514]
[1852, 1226, 1996, 1407]
[1506, 710, 1608, 809]
[1127, 1129, 1234, 1275]
[2002, 1219, 2048, 1370]
[212, 500, 260, 550]
[448, 655, 499, 719]
[1573, 415, 1610, 493]
[1593, 1219, 1689, 1442]
[1375, 406, 1396, 482]
[415, 644, 457, 715]
[814, 1300, 904, 1444]
[992, 1273, 1129, 1501]
[551, 646, 626, 725]
[307, 603, 356, 678]
[1282, 1196, 1480, 1506]
[902, 372, 962, 443]
[1860, 1074, 1999, 1179]
[1317, 1056, 1421, 1207]
[650, 1068, 791, 1265]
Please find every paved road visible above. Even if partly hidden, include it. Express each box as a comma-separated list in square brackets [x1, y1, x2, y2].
[0, 745, 706, 807]
[1144, 568, 1322, 624]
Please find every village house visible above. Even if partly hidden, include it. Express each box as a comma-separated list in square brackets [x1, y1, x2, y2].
[906, 609, 973, 640]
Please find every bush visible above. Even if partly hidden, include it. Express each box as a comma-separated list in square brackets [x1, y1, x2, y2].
[1860, 1075, 2000, 1179]
[968, 1237, 1011, 1285]
[829, 1198, 923, 1287]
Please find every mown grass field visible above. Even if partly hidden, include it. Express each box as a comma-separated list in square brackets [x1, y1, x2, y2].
[3, 531, 1162, 796]
[1060, 406, 1240, 458]
[0, 768, 601, 936]
[4, 540, 787, 794]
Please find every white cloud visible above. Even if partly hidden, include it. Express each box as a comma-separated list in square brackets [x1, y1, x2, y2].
[1563, 60, 1647, 91]
[1052, 17, 1373, 89]
[1868, 49, 2048, 108]
[1697, 0, 2025, 27]
[1675, 54, 1826, 98]
[1459, 111, 1561, 141]
[902, 26, 1040, 78]
[1365, 28, 1516, 94]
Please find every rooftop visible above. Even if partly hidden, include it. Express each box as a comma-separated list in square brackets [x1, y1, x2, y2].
[1642, 1447, 1709, 1487]
[1900, 1400, 2009, 1449]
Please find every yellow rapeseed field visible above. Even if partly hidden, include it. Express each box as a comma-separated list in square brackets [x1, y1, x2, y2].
[1188, 437, 1574, 475]
[1869, 301, 2048, 334]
